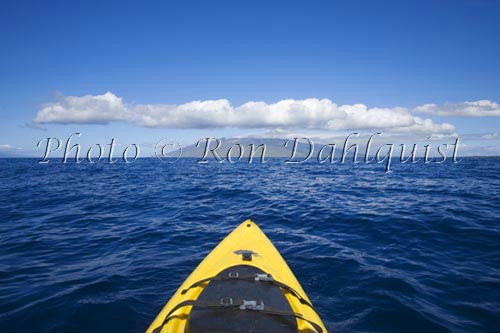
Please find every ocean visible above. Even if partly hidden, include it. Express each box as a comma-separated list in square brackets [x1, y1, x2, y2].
[0, 158, 498, 332]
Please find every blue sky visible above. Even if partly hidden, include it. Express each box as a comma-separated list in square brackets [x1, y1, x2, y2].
[1, 0, 499, 156]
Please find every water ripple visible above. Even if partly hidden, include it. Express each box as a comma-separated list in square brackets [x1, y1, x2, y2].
[0, 158, 499, 332]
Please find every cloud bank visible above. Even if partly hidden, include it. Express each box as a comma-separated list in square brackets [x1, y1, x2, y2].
[0, 144, 24, 157]
[34, 92, 465, 135]
[481, 133, 498, 140]
[414, 100, 500, 117]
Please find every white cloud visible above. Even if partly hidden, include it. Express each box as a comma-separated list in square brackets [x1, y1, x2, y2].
[0, 144, 24, 157]
[414, 100, 500, 117]
[34, 92, 128, 124]
[388, 117, 456, 135]
[34, 92, 456, 135]
[0, 144, 22, 151]
[482, 132, 498, 140]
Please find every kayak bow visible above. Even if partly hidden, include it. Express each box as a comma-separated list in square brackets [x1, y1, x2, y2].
[146, 219, 327, 333]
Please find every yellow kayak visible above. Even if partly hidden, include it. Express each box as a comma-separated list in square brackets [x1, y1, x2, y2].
[146, 219, 327, 333]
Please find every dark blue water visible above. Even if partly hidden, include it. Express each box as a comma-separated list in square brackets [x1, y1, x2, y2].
[0, 158, 499, 332]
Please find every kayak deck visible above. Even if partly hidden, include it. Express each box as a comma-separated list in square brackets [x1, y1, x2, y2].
[146, 220, 327, 333]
